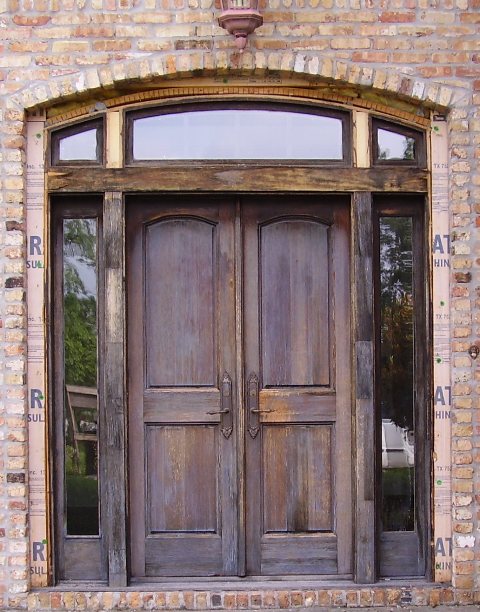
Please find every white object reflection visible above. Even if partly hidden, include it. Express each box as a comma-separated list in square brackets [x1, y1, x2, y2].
[381, 418, 414, 468]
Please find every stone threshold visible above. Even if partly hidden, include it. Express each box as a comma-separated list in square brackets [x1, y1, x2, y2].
[25, 583, 477, 610]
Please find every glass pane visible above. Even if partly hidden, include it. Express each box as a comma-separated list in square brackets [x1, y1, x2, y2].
[378, 128, 415, 161]
[379, 217, 414, 532]
[59, 128, 98, 161]
[132, 110, 344, 160]
[63, 219, 99, 536]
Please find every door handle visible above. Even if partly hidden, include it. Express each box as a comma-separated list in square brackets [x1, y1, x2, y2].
[207, 372, 233, 439]
[206, 409, 230, 415]
[247, 372, 261, 439]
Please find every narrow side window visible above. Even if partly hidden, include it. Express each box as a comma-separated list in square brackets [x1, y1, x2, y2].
[374, 198, 429, 579]
[52, 198, 106, 581]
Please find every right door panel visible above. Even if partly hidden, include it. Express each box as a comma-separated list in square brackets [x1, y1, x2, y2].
[243, 197, 352, 576]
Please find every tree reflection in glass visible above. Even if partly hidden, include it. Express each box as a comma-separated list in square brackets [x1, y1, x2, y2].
[378, 129, 415, 161]
[379, 217, 414, 532]
[63, 219, 99, 536]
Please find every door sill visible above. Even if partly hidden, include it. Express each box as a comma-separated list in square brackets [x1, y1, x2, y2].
[48, 576, 433, 591]
[131, 574, 353, 587]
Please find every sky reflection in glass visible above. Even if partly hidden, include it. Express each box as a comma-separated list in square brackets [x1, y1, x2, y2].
[59, 129, 98, 161]
[133, 110, 344, 160]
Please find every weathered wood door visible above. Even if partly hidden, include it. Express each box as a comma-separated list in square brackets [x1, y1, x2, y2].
[127, 195, 351, 578]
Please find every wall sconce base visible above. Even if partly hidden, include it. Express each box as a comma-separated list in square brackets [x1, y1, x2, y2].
[218, 10, 263, 50]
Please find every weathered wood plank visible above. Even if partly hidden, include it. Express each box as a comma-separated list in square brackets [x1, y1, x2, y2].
[48, 165, 428, 193]
[146, 536, 222, 577]
[261, 534, 338, 575]
[103, 191, 127, 587]
[259, 391, 336, 422]
[352, 192, 376, 584]
[380, 532, 420, 577]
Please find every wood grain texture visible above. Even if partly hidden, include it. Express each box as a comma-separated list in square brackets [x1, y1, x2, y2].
[261, 219, 329, 387]
[146, 425, 217, 533]
[145, 536, 222, 577]
[103, 191, 127, 586]
[259, 390, 336, 422]
[352, 192, 376, 584]
[48, 165, 428, 193]
[263, 425, 333, 533]
[244, 196, 352, 577]
[143, 389, 221, 422]
[261, 534, 337, 575]
[379, 532, 420, 577]
[145, 218, 216, 387]
[127, 196, 238, 578]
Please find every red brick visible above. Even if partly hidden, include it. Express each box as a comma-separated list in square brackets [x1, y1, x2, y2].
[12, 15, 50, 26]
[379, 11, 415, 21]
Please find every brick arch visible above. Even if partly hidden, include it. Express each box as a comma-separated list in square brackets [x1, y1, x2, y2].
[13, 50, 465, 114]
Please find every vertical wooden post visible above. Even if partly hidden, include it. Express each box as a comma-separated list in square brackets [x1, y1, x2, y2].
[353, 110, 370, 169]
[103, 192, 127, 586]
[352, 191, 376, 584]
[106, 111, 123, 169]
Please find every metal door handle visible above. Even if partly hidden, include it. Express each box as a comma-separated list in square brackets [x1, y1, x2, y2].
[208, 372, 233, 439]
[247, 372, 260, 438]
[250, 408, 274, 414]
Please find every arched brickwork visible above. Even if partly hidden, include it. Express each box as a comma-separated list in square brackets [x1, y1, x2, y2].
[0, 46, 477, 607]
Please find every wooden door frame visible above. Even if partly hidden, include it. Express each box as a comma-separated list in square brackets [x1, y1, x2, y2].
[49, 160, 430, 587]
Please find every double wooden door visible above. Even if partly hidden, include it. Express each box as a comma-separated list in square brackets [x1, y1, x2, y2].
[127, 195, 351, 578]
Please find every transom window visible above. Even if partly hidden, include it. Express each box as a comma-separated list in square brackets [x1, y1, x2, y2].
[126, 103, 349, 162]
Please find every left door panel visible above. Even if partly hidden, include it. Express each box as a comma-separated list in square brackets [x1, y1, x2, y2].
[127, 196, 238, 577]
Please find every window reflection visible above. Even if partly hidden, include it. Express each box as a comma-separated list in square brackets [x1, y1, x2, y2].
[378, 129, 415, 161]
[59, 129, 98, 161]
[132, 109, 344, 160]
[379, 217, 414, 532]
[63, 219, 99, 536]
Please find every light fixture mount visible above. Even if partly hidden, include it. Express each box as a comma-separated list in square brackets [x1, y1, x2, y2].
[218, 0, 263, 51]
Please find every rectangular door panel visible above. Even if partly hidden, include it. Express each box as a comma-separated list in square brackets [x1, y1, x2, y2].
[145, 536, 222, 577]
[261, 534, 337, 575]
[146, 425, 218, 533]
[263, 425, 333, 533]
[261, 220, 330, 387]
[145, 218, 216, 387]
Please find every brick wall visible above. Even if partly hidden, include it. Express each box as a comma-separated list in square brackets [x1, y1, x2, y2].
[0, 0, 479, 608]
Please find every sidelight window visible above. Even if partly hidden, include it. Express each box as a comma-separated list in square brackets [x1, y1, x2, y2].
[374, 199, 429, 578]
[52, 197, 105, 581]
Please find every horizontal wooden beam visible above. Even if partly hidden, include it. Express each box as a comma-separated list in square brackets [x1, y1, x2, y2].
[48, 165, 428, 193]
